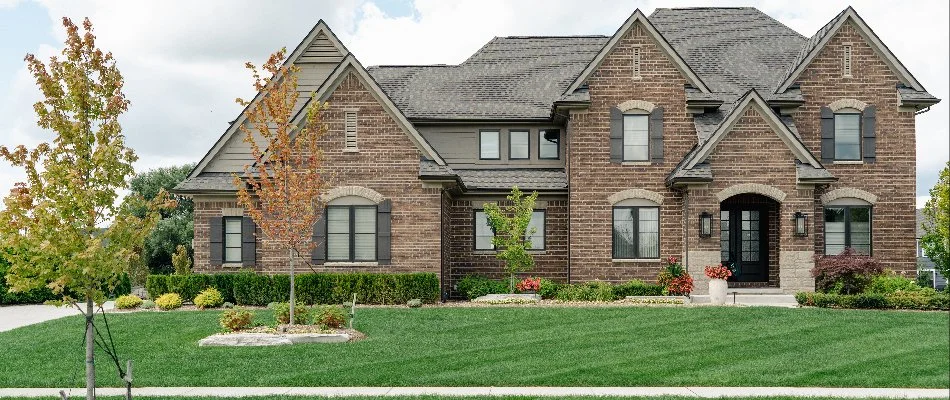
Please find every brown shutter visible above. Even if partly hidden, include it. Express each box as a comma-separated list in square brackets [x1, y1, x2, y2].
[208, 217, 223, 266]
[820, 106, 835, 162]
[311, 211, 326, 264]
[609, 106, 623, 163]
[241, 217, 256, 267]
[649, 107, 664, 163]
[377, 200, 392, 265]
[862, 105, 876, 163]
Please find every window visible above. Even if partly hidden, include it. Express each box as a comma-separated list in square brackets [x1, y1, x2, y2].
[223, 216, 243, 263]
[479, 131, 500, 159]
[824, 206, 871, 255]
[834, 109, 861, 161]
[326, 205, 377, 261]
[474, 210, 494, 250]
[623, 114, 649, 161]
[632, 47, 641, 78]
[509, 130, 529, 160]
[843, 45, 852, 77]
[526, 211, 545, 250]
[612, 206, 659, 259]
[344, 111, 357, 150]
[539, 129, 560, 159]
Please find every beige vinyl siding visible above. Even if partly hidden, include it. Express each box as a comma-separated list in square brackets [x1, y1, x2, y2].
[418, 124, 565, 168]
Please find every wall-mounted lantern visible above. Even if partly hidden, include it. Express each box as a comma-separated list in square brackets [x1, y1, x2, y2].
[699, 211, 712, 238]
[794, 212, 808, 237]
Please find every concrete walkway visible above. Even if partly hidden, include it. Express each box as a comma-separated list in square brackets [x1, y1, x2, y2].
[0, 301, 114, 333]
[0, 386, 947, 398]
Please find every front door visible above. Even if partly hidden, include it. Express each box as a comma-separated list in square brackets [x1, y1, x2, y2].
[720, 207, 768, 282]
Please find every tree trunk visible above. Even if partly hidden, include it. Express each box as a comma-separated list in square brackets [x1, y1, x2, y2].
[289, 247, 295, 327]
[85, 296, 95, 400]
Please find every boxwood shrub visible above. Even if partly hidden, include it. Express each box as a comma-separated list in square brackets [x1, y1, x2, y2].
[614, 279, 664, 297]
[796, 290, 948, 310]
[146, 271, 439, 306]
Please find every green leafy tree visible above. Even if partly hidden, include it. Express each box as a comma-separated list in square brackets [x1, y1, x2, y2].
[484, 186, 539, 293]
[172, 244, 192, 275]
[0, 18, 168, 399]
[124, 164, 195, 275]
[921, 162, 950, 278]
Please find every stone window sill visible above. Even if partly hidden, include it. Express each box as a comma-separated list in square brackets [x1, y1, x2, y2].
[473, 250, 497, 255]
[222, 263, 244, 269]
[621, 161, 653, 166]
[343, 148, 360, 153]
[832, 160, 863, 165]
[612, 258, 661, 263]
[325, 261, 378, 267]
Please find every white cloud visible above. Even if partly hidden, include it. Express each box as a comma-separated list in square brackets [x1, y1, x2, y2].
[1, 0, 946, 204]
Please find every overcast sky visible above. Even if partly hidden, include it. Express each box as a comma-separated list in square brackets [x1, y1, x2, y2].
[0, 0, 947, 208]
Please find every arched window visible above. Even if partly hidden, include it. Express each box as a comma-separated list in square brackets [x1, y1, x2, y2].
[824, 197, 872, 255]
[612, 198, 660, 260]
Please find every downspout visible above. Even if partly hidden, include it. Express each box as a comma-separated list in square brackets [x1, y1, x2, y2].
[683, 186, 689, 274]
[565, 111, 572, 284]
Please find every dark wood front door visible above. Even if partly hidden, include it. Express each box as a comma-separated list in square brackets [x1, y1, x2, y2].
[720, 207, 769, 282]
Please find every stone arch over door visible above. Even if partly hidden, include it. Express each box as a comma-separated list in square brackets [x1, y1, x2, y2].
[716, 183, 787, 204]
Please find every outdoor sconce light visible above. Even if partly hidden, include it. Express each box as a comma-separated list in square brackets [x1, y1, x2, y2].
[794, 212, 808, 237]
[699, 211, 712, 238]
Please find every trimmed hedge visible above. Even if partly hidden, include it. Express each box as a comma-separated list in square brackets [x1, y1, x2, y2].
[614, 280, 664, 297]
[146, 272, 439, 306]
[795, 290, 949, 310]
[1, 260, 129, 305]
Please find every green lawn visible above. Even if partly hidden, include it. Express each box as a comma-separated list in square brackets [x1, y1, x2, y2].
[0, 397, 929, 400]
[0, 306, 946, 388]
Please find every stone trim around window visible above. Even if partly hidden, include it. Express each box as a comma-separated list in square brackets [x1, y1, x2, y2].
[715, 183, 787, 203]
[607, 188, 664, 205]
[617, 99, 656, 113]
[828, 98, 868, 112]
[221, 207, 243, 217]
[820, 187, 877, 205]
[321, 186, 385, 204]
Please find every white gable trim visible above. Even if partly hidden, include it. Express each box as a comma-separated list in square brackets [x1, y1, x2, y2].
[564, 9, 710, 95]
[189, 20, 349, 179]
[777, 7, 925, 93]
[296, 54, 445, 165]
[685, 90, 822, 169]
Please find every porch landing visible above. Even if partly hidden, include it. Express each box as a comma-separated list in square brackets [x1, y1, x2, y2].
[691, 289, 798, 307]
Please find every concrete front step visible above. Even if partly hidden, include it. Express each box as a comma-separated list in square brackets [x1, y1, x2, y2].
[726, 287, 785, 294]
[691, 293, 798, 307]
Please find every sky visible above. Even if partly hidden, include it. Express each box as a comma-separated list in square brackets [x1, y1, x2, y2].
[0, 0, 947, 209]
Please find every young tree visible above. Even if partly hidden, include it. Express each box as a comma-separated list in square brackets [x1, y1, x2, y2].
[0, 18, 167, 400]
[921, 162, 950, 278]
[235, 48, 329, 326]
[484, 186, 539, 293]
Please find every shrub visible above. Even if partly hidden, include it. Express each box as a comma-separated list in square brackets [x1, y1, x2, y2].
[797, 291, 947, 310]
[456, 275, 507, 300]
[155, 293, 183, 310]
[537, 278, 560, 299]
[314, 305, 347, 328]
[515, 277, 541, 293]
[273, 302, 311, 325]
[840, 293, 887, 309]
[220, 308, 254, 332]
[172, 244, 192, 275]
[234, 272, 280, 306]
[658, 256, 692, 295]
[666, 275, 694, 296]
[145, 275, 168, 299]
[556, 281, 614, 302]
[194, 287, 224, 309]
[915, 271, 935, 288]
[114, 294, 143, 309]
[407, 298, 422, 308]
[867, 272, 920, 294]
[222, 302, 234, 309]
[141, 300, 155, 309]
[614, 280, 664, 297]
[812, 248, 884, 294]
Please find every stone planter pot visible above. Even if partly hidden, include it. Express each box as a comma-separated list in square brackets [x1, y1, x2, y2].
[708, 278, 728, 305]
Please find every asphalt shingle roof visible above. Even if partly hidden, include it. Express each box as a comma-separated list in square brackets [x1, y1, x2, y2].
[456, 169, 568, 191]
[175, 173, 238, 193]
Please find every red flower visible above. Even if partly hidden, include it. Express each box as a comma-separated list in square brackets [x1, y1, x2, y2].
[704, 264, 732, 280]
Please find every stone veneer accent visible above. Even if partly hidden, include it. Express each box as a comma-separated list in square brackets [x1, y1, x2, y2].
[820, 187, 877, 205]
[617, 99, 656, 113]
[686, 250, 720, 295]
[321, 185, 385, 204]
[607, 188, 665, 205]
[779, 250, 816, 293]
[715, 183, 787, 203]
[827, 98, 868, 111]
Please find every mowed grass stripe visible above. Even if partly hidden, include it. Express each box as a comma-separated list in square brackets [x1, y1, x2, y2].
[0, 306, 946, 388]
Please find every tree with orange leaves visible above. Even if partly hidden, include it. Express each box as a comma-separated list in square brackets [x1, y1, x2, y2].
[234, 48, 329, 326]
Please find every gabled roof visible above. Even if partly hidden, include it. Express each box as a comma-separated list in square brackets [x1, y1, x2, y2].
[187, 20, 349, 179]
[296, 54, 446, 165]
[564, 9, 711, 95]
[684, 89, 822, 170]
[776, 7, 926, 93]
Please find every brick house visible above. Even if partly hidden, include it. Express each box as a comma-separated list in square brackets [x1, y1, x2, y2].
[174, 7, 939, 298]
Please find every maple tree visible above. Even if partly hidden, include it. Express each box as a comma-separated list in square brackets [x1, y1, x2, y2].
[234, 48, 329, 326]
[483, 186, 539, 293]
[0, 18, 168, 399]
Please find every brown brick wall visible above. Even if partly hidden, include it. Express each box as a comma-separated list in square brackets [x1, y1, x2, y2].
[194, 72, 442, 276]
[567, 21, 691, 283]
[793, 21, 917, 273]
[445, 197, 569, 297]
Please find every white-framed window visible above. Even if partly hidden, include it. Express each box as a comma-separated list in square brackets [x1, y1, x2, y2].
[479, 130, 500, 160]
[834, 108, 861, 161]
[344, 111, 358, 150]
[223, 216, 243, 263]
[623, 114, 649, 161]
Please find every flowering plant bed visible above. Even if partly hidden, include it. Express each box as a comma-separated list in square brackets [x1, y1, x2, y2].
[515, 277, 541, 292]
[473, 293, 540, 304]
[198, 326, 364, 346]
[623, 296, 691, 305]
